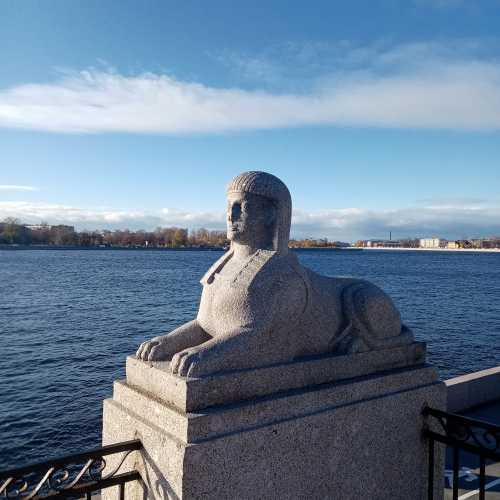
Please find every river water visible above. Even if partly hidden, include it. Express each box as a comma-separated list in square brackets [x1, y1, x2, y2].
[1, 248, 499, 469]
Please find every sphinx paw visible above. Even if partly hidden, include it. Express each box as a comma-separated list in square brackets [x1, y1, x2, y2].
[136, 338, 160, 360]
[136, 337, 175, 361]
[171, 348, 203, 377]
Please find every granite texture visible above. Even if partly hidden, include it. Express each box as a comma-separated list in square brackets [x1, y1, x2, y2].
[106, 171, 445, 498]
[102, 399, 184, 500]
[116, 364, 439, 443]
[136, 171, 414, 378]
[128, 341, 427, 412]
[102, 361, 446, 500]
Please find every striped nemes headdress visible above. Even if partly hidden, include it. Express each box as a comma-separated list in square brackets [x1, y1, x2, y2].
[227, 171, 292, 254]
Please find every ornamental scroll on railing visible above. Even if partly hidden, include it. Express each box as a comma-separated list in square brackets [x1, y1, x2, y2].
[423, 407, 500, 500]
[0, 439, 142, 500]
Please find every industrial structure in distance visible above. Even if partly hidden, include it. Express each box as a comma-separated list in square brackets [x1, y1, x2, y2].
[355, 236, 500, 249]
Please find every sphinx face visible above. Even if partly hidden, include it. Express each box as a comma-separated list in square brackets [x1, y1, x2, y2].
[226, 191, 276, 247]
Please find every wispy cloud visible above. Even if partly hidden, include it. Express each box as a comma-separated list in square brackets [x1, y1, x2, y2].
[1, 40, 500, 134]
[415, 196, 488, 208]
[413, 0, 465, 9]
[216, 38, 499, 88]
[2, 200, 500, 240]
[0, 201, 225, 231]
[0, 185, 39, 192]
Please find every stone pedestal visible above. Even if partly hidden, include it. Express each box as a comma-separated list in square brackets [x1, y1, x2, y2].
[102, 342, 445, 500]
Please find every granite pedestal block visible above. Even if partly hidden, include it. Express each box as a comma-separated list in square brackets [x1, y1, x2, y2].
[102, 343, 446, 500]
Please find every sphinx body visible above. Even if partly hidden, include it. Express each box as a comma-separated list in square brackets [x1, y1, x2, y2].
[192, 249, 412, 372]
[136, 171, 413, 377]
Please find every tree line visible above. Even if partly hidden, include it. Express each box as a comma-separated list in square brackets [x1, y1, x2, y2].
[0, 218, 351, 249]
[0, 219, 228, 248]
[288, 238, 350, 248]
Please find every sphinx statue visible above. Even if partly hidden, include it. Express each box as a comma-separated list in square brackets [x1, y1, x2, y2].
[136, 171, 413, 377]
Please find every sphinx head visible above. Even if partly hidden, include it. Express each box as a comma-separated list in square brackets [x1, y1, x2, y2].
[226, 171, 292, 254]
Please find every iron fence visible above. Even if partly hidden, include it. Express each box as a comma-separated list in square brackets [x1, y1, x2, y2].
[0, 439, 142, 500]
[424, 406, 500, 500]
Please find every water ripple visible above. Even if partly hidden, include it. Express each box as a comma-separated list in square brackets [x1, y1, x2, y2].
[1, 248, 499, 469]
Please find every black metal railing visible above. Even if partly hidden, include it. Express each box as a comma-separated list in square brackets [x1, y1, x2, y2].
[424, 406, 500, 500]
[0, 440, 142, 500]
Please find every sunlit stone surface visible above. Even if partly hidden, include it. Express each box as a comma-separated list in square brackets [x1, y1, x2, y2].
[136, 171, 414, 378]
[103, 171, 446, 500]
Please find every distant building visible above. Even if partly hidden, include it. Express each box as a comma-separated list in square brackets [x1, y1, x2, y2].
[50, 225, 75, 232]
[357, 237, 500, 250]
[482, 238, 500, 249]
[26, 224, 75, 232]
[356, 239, 401, 248]
[419, 238, 443, 249]
[366, 240, 384, 248]
[381, 240, 401, 248]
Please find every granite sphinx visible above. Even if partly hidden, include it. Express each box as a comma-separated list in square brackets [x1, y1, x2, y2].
[136, 171, 413, 377]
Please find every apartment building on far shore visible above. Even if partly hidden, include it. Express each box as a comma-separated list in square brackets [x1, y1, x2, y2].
[355, 237, 500, 249]
[419, 238, 444, 248]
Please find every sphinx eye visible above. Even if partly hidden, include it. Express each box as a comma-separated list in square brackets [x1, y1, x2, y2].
[229, 202, 242, 218]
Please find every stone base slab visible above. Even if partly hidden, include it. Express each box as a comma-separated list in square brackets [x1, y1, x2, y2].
[126, 341, 427, 412]
[103, 356, 445, 500]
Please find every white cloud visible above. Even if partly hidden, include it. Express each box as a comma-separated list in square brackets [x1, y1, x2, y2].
[1, 40, 500, 133]
[0, 185, 39, 191]
[0, 201, 225, 231]
[291, 205, 500, 240]
[2, 200, 500, 241]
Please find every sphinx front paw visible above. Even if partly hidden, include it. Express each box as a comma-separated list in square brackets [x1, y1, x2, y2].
[136, 337, 174, 361]
[170, 346, 216, 378]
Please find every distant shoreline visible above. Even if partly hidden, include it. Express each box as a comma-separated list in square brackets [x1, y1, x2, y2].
[291, 247, 362, 251]
[1, 244, 499, 253]
[363, 246, 500, 253]
[0, 245, 358, 252]
[0, 244, 225, 251]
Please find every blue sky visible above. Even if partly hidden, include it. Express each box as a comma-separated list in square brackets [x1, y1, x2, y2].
[1, 0, 500, 241]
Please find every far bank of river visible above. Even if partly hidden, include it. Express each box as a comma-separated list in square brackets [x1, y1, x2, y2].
[2, 244, 500, 253]
[363, 246, 500, 253]
[0, 244, 225, 251]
